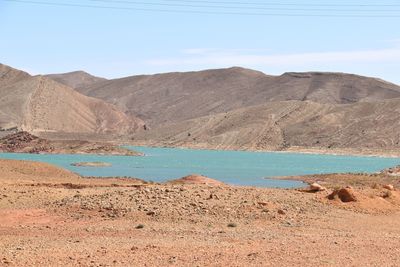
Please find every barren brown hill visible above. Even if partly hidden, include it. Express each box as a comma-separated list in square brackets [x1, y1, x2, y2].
[69, 67, 400, 125]
[0, 64, 144, 134]
[132, 98, 400, 152]
[0, 63, 31, 88]
[45, 70, 106, 89]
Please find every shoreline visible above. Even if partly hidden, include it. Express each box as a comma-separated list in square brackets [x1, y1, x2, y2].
[125, 141, 400, 158]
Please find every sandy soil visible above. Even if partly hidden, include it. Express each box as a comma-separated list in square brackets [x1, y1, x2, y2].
[1, 159, 400, 266]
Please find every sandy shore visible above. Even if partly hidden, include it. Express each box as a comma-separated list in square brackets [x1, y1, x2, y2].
[1, 159, 400, 266]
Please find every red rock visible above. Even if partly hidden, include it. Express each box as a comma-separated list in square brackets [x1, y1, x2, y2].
[383, 184, 395, 191]
[277, 209, 286, 215]
[328, 187, 357, 202]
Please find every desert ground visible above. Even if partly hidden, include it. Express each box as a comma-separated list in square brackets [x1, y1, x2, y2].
[1, 159, 400, 266]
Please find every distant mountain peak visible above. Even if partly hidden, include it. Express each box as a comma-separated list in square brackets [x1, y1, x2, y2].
[45, 70, 107, 89]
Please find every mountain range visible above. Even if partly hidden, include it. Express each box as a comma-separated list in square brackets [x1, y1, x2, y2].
[2, 63, 400, 152]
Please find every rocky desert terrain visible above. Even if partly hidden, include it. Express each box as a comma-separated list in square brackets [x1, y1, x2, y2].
[0, 131, 141, 156]
[1, 159, 400, 266]
[3, 63, 400, 266]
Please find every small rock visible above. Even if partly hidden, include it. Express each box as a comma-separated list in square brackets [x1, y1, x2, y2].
[308, 182, 326, 192]
[135, 224, 145, 229]
[277, 209, 286, 215]
[383, 184, 395, 191]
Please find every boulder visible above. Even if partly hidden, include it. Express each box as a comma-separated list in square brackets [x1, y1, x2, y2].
[308, 182, 326, 192]
[328, 187, 357, 202]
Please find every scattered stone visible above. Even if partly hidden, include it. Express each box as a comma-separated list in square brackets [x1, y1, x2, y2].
[277, 209, 286, 215]
[381, 165, 400, 176]
[227, 223, 237, 228]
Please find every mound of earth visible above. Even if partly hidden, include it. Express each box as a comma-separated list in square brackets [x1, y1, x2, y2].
[0, 131, 141, 155]
[0, 159, 144, 187]
[324, 186, 400, 213]
[168, 174, 225, 186]
[0, 158, 81, 184]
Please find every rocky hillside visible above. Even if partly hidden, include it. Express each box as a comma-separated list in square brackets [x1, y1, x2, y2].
[53, 67, 400, 126]
[0, 64, 144, 134]
[132, 98, 400, 152]
[39, 65, 400, 152]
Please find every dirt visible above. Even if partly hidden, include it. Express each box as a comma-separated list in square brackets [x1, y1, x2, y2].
[0, 131, 142, 156]
[279, 172, 400, 189]
[168, 174, 226, 186]
[1, 159, 400, 266]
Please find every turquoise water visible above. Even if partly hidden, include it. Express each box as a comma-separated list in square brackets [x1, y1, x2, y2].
[1, 146, 399, 188]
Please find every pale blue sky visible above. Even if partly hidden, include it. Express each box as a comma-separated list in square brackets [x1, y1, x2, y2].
[1, 0, 400, 83]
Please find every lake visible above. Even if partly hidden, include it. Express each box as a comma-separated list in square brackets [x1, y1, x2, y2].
[1, 146, 399, 188]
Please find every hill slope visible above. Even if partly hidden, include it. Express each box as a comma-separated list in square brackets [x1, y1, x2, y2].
[70, 67, 400, 125]
[132, 99, 400, 151]
[0, 64, 144, 134]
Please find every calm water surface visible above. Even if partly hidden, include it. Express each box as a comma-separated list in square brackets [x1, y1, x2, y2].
[1, 146, 399, 188]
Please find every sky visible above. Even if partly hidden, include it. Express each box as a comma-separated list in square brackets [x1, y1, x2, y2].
[1, 0, 400, 84]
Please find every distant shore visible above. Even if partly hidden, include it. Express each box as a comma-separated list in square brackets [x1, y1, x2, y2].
[126, 141, 400, 158]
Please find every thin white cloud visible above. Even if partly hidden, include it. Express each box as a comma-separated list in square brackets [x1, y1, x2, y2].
[146, 47, 400, 67]
[182, 48, 272, 56]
